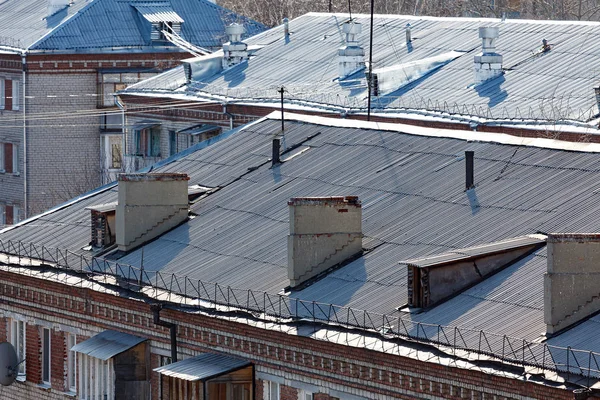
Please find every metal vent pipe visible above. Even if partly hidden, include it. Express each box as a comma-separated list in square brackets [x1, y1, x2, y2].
[272, 138, 281, 166]
[465, 151, 474, 190]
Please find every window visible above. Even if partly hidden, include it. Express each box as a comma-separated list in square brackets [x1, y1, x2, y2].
[98, 72, 156, 107]
[134, 127, 160, 157]
[42, 328, 51, 384]
[169, 130, 177, 156]
[0, 78, 5, 109]
[264, 381, 279, 400]
[12, 80, 19, 111]
[67, 334, 77, 392]
[151, 21, 181, 41]
[298, 390, 313, 400]
[79, 354, 114, 400]
[1, 143, 19, 174]
[9, 319, 25, 377]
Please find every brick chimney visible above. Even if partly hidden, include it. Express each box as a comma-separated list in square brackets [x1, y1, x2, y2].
[545, 234, 600, 335]
[474, 27, 503, 85]
[222, 23, 248, 69]
[287, 196, 362, 288]
[115, 173, 189, 252]
[338, 21, 365, 79]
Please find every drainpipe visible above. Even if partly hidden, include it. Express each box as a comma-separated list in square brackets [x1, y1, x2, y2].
[223, 103, 233, 130]
[21, 52, 27, 219]
[151, 304, 177, 363]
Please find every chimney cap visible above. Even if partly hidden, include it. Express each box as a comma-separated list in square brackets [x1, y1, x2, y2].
[118, 173, 190, 182]
[288, 196, 360, 206]
[479, 26, 499, 39]
[342, 20, 362, 35]
[226, 23, 245, 37]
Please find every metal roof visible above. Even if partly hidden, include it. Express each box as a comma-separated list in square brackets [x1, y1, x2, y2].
[71, 330, 146, 360]
[133, 4, 184, 23]
[154, 353, 251, 381]
[0, 0, 265, 51]
[6, 114, 600, 350]
[125, 12, 600, 123]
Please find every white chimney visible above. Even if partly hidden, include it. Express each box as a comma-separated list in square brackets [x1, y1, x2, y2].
[222, 23, 248, 69]
[47, 0, 70, 17]
[473, 27, 503, 85]
[287, 196, 363, 288]
[115, 173, 189, 252]
[338, 21, 365, 79]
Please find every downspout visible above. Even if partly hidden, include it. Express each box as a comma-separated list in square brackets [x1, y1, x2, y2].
[151, 304, 177, 363]
[223, 103, 233, 130]
[21, 52, 27, 219]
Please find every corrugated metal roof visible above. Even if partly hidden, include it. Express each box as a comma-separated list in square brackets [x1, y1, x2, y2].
[133, 4, 184, 23]
[5, 116, 600, 349]
[0, 0, 265, 51]
[126, 13, 600, 122]
[71, 330, 146, 360]
[154, 353, 251, 381]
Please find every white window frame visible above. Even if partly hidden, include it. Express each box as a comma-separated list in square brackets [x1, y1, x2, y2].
[264, 381, 280, 400]
[0, 143, 4, 173]
[42, 327, 51, 385]
[79, 354, 114, 400]
[298, 390, 313, 400]
[9, 318, 26, 378]
[67, 334, 77, 392]
[0, 78, 5, 109]
[12, 80, 19, 111]
[12, 143, 19, 174]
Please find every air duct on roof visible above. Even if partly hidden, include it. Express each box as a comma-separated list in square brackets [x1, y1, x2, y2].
[115, 173, 189, 252]
[47, 0, 70, 17]
[222, 23, 248, 69]
[474, 27, 503, 85]
[545, 234, 600, 335]
[287, 196, 363, 288]
[338, 21, 365, 79]
[405, 23, 412, 44]
[465, 151, 474, 190]
[283, 18, 290, 41]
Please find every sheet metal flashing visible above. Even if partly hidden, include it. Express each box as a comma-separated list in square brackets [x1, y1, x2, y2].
[71, 330, 146, 360]
[133, 4, 184, 23]
[154, 352, 251, 381]
[401, 235, 546, 268]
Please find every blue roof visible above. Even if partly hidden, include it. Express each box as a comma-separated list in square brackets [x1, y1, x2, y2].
[0, 0, 266, 52]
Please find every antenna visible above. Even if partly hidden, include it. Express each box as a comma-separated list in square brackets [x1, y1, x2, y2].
[0, 342, 19, 386]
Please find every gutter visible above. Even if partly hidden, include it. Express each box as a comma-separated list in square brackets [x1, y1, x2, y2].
[22, 52, 27, 219]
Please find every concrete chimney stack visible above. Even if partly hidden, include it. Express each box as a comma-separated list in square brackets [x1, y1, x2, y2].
[222, 23, 248, 69]
[474, 27, 503, 85]
[545, 234, 600, 335]
[288, 196, 362, 288]
[338, 21, 365, 79]
[116, 173, 189, 252]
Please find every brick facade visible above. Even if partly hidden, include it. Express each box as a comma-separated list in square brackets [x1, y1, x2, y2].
[0, 51, 191, 219]
[0, 267, 588, 400]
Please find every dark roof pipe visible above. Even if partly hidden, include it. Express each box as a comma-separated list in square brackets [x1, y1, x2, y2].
[151, 304, 177, 363]
[465, 150, 474, 190]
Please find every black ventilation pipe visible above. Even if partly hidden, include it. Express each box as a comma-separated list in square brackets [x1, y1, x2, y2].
[465, 151, 474, 190]
[151, 304, 177, 363]
[272, 138, 281, 166]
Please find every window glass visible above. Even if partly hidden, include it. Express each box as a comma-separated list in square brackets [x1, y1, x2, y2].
[9, 319, 25, 376]
[42, 328, 50, 384]
[67, 334, 76, 391]
[12, 80, 19, 111]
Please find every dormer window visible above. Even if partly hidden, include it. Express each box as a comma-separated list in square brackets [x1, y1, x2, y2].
[86, 203, 117, 250]
[133, 3, 184, 42]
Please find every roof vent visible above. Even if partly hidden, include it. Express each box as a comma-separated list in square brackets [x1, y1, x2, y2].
[115, 173, 189, 252]
[283, 17, 290, 41]
[47, 0, 70, 17]
[474, 27, 503, 85]
[545, 234, 600, 335]
[403, 235, 545, 309]
[405, 23, 412, 44]
[288, 196, 363, 288]
[465, 150, 474, 190]
[222, 23, 248, 69]
[338, 20, 365, 79]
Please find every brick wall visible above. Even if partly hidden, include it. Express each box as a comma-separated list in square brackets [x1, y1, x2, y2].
[0, 269, 582, 400]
